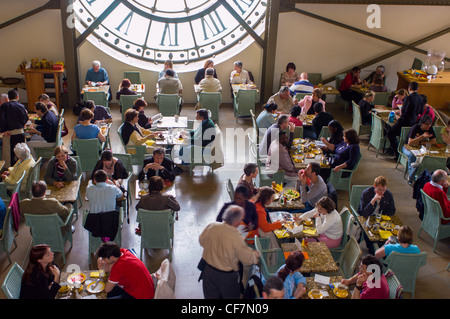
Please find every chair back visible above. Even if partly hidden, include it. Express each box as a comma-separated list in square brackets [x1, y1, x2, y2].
[420, 189, 445, 235]
[123, 71, 141, 84]
[23, 157, 42, 199]
[136, 209, 175, 259]
[199, 92, 222, 122]
[70, 155, 83, 177]
[257, 157, 285, 187]
[119, 94, 142, 121]
[384, 251, 427, 297]
[250, 109, 262, 145]
[335, 73, 346, 90]
[308, 73, 322, 86]
[83, 91, 108, 108]
[398, 126, 411, 153]
[385, 269, 404, 299]
[411, 58, 423, 70]
[1, 263, 24, 299]
[34, 117, 64, 159]
[72, 139, 102, 173]
[372, 92, 390, 106]
[0, 207, 16, 263]
[329, 153, 363, 193]
[369, 113, 386, 152]
[293, 126, 303, 139]
[349, 185, 371, 218]
[114, 153, 133, 174]
[433, 126, 445, 144]
[338, 236, 362, 279]
[157, 94, 180, 116]
[117, 124, 147, 166]
[415, 155, 447, 179]
[234, 89, 257, 117]
[351, 101, 365, 134]
[226, 179, 234, 201]
[254, 236, 286, 279]
[318, 126, 330, 139]
[294, 93, 309, 101]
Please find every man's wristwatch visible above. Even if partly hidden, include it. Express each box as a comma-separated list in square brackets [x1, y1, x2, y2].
[355, 285, 363, 291]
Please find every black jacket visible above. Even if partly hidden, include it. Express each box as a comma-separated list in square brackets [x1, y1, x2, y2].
[312, 111, 334, 138]
[399, 92, 423, 126]
[84, 210, 120, 240]
[138, 156, 175, 182]
[358, 186, 396, 217]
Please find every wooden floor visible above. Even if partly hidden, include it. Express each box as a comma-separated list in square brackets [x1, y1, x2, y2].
[0, 100, 449, 299]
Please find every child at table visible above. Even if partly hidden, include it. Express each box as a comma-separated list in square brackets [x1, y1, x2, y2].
[392, 89, 407, 110]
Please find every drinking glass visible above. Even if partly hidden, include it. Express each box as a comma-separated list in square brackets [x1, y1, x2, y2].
[425, 142, 431, 154]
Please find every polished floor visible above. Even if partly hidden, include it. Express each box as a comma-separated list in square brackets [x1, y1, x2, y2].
[0, 99, 449, 299]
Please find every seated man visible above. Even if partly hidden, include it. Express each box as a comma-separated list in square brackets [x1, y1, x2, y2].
[86, 170, 123, 214]
[138, 147, 175, 182]
[358, 175, 396, 217]
[27, 102, 58, 158]
[78, 100, 112, 124]
[20, 181, 72, 235]
[156, 68, 183, 109]
[375, 225, 420, 259]
[296, 163, 328, 212]
[402, 115, 436, 183]
[266, 131, 298, 187]
[266, 86, 294, 114]
[198, 67, 222, 93]
[259, 114, 295, 157]
[262, 276, 285, 299]
[85, 60, 109, 87]
[306, 102, 333, 140]
[289, 72, 314, 97]
[423, 169, 450, 224]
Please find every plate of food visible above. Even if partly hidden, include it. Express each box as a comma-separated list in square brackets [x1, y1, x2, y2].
[284, 189, 300, 200]
[86, 280, 105, 294]
[67, 272, 86, 284]
[380, 220, 394, 231]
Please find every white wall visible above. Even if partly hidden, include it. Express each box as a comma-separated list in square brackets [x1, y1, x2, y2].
[0, 3, 449, 105]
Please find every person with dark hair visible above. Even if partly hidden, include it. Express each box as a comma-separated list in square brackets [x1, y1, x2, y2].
[135, 176, 180, 212]
[237, 163, 260, 199]
[0, 89, 28, 167]
[403, 114, 436, 183]
[375, 225, 420, 259]
[266, 86, 294, 114]
[368, 73, 388, 92]
[97, 241, 155, 299]
[195, 59, 218, 84]
[38, 93, 59, 116]
[256, 103, 278, 129]
[339, 66, 363, 104]
[92, 150, 129, 188]
[296, 162, 328, 212]
[72, 108, 106, 143]
[86, 169, 123, 214]
[276, 251, 306, 299]
[254, 187, 285, 234]
[416, 94, 435, 124]
[20, 181, 72, 235]
[298, 88, 325, 115]
[20, 245, 61, 299]
[27, 101, 58, 157]
[289, 105, 303, 127]
[266, 131, 298, 187]
[280, 62, 300, 86]
[121, 108, 156, 152]
[157, 68, 183, 95]
[77, 99, 112, 124]
[132, 98, 152, 129]
[392, 88, 407, 110]
[358, 90, 376, 125]
[138, 147, 175, 182]
[320, 120, 344, 154]
[363, 65, 386, 86]
[310, 102, 334, 139]
[262, 276, 285, 299]
[200, 205, 260, 299]
[44, 145, 78, 189]
[296, 196, 343, 248]
[259, 114, 295, 156]
[116, 78, 137, 101]
[387, 81, 423, 159]
[341, 254, 389, 299]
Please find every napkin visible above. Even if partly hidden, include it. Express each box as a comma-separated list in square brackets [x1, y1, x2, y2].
[379, 230, 393, 240]
[274, 229, 290, 239]
[303, 228, 317, 236]
[90, 271, 100, 278]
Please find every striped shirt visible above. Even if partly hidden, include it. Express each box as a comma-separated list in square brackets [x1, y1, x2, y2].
[86, 182, 123, 214]
[289, 80, 314, 96]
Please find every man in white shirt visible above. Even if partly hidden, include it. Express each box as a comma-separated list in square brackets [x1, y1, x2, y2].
[230, 61, 252, 84]
[198, 68, 222, 93]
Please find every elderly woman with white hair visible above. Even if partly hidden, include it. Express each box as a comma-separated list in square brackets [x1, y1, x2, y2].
[0, 143, 35, 192]
[85, 60, 109, 87]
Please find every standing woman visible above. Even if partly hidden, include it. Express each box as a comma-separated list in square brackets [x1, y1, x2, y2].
[195, 59, 217, 84]
[20, 245, 61, 299]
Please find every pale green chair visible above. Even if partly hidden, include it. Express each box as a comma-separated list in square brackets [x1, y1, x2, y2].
[25, 209, 74, 264]
[1, 262, 23, 299]
[123, 71, 141, 84]
[254, 236, 286, 280]
[368, 113, 390, 157]
[308, 73, 322, 86]
[329, 208, 354, 262]
[34, 115, 64, 159]
[335, 73, 349, 112]
[136, 209, 176, 261]
[384, 251, 427, 299]
[226, 179, 234, 201]
[294, 92, 309, 102]
[21, 157, 42, 200]
[318, 126, 331, 140]
[372, 91, 390, 106]
[233, 89, 257, 123]
[70, 155, 83, 221]
[334, 236, 362, 279]
[119, 94, 142, 121]
[117, 124, 147, 166]
[256, 156, 285, 188]
[189, 124, 223, 176]
[352, 101, 371, 136]
[419, 189, 450, 252]
[349, 185, 371, 219]
[0, 207, 18, 264]
[293, 126, 303, 139]
[395, 126, 412, 178]
[71, 138, 102, 173]
[433, 126, 445, 144]
[0, 171, 26, 205]
[198, 92, 222, 123]
[113, 153, 133, 224]
[385, 269, 404, 299]
[83, 91, 108, 108]
[156, 94, 181, 116]
[414, 155, 447, 182]
[328, 153, 363, 194]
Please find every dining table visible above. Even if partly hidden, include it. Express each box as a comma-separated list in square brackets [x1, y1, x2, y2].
[46, 180, 80, 204]
[302, 275, 351, 299]
[403, 142, 450, 159]
[130, 83, 145, 94]
[373, 107, 398, 127]
[290, 138, 330, 170]
[56, 269, 107, 299]
[266, 188, 305, 213]
[356, 214, 403, 243]
[231, 83, 259, 94]
[135, 179, 177, 200]
[152, 128, 190, 147]
[154, 116, 188, 129]
[80, 85, 110, 95]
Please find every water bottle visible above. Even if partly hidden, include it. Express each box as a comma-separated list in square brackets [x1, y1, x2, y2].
[388, 111, 395, 123]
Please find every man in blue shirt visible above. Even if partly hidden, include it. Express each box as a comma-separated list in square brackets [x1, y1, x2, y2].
[85, 60, 109, 86]
[86, 169, 123, 214]
[77, 100, 112, 124]
[289, 72, 314, 96]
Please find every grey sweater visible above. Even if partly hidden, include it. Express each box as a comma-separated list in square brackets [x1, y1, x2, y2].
[44, 157, 78, 185]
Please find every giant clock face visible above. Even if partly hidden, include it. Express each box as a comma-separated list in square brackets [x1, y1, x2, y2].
[73, 0, 267, 72]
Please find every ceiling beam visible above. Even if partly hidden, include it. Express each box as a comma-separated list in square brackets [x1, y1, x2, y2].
[0, 0, 60, 31]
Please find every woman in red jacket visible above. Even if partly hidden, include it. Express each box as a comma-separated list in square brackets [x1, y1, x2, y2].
[253, 187, 286, 233]
[339, 66, 364, 106]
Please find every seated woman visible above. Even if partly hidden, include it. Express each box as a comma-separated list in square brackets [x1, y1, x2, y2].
[297, 88, 325, 115]
[44, 145, 78, 189]
[116, 78, 137, 101]
[0, 143, 35, 193]
[253, 186, 286, 234]
[321, 128, 361, 182]
[392, 89, 407, 110]
[135, 176, 180, 212]
[194, 59, 217, 84]
[72, 108, 106, 143]
[295, 196, 343, 248]
[121, 109, 156, 153]
[368, 73, 388, 92]
[20, 244, 61, 299]
[256, 103, 278, 130]
[158, 60, 178, 80]
[280, 62, 300, 87]
[339, 66, 363, 105]
[320, 120, 344, 154]
[375, 225, 421, 259]
[133, 98, 152, 129]
[416, 94, 435, 124]
[92, 150, 128, 189]
[276, 251, 306, 299]
[38, 93, 59, 116]
[289, 105, 303, 127]
[237, 163, 259, 200]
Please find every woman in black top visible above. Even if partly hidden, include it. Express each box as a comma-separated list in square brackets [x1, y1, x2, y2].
[92, 149, 129, 188]
[20, 244, 61, 299]
[320, 120, 344, 154]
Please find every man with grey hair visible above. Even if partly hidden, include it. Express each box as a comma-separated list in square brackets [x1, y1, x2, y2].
[0, 93, 8, 106]
[423, 169, 450, 224]
[259, 113, 295, 156]
[199, 205, 260, 299]
[198, 67, 222, 93]
[230, 60, 252, 84]
[85, 60, 109, 87]
[266, 86, 295, 113]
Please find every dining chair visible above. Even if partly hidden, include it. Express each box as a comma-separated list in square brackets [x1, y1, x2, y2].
[256, 155, 284, 188]
[189, 124, 224, 176]
[329, 208, 354, 262]
[21, 157, 42, 200]
[0, 171, 26, 206]
[293, 126, 303, 139]
[385, 269, 404, 299]
[35, 116, 64, 159]
[119, 94, 142, 120]
[294, 93, 309, 102]
[318, 126, 330, 140]
[254, 236, 286, 280]
[156, 94, 181, 116]
[395, 126, 412, 178]
[71, 138, 102, 173]
[25, 210, 75, 264]
[328, 153, 363, 194]
[334, 73, 349, 112]
[419, 189, 450, 252]
[372, 92, 390, 107]
[349, 185, 372, 243]
[413, 155, 447, 183]
[136, 209, 176, 261]
[384, 251, 427, 299]
[0, 207, 18, 264]
[117, 124, 147, 166]
[83, 91, 108, 108]
[308, 73, 322, 86]
[123, 71, 141, 84]
[198, 92, 222, 123]
[233, 89, 257, 123]
[351, 101, 371, 136]
[113, 153, 133, 223]
[1, 262, 24, 299]
[368, 113, 390, 157]
[335, 236, 362, 279]
[226, 179, 234, 201]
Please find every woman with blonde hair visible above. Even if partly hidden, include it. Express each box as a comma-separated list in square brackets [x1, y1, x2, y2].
[44, 145, 78, 189]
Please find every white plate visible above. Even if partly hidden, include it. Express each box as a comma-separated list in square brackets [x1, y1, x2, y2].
[86, 281, 105, 294]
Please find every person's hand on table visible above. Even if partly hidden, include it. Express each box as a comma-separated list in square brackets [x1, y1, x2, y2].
[54, 181, 65, 189]
[144, 162, 164, 171]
